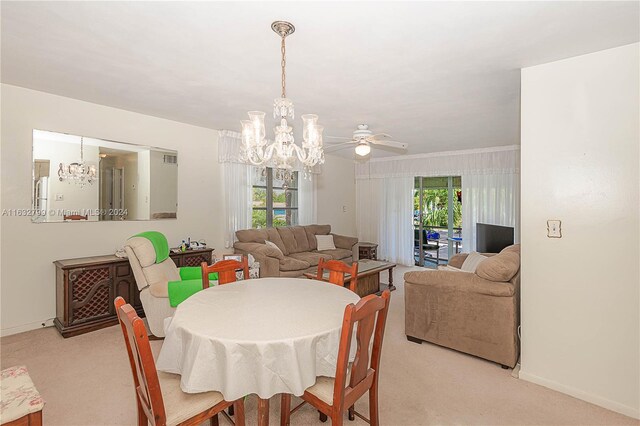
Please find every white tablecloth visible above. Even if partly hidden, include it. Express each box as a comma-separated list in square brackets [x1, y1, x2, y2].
[156, 277, 360, 400]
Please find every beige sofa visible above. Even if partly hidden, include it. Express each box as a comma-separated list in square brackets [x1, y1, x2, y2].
[233, 225, 358, 277]
[404, 244, 521, 368]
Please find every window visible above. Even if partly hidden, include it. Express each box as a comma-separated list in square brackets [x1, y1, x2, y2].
[252, 168, 298, 228]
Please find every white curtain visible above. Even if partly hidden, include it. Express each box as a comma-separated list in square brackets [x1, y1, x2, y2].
[355, 145, 520, 259]
[298, 175, 317, 225]
[218, 129, 318, 240]
[219, 131, 253, 248]
[462, 173, 520, 252]
[356, 177, 414, 265]
[355, 146, 520, 178]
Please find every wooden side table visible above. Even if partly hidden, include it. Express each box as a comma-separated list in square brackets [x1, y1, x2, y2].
[358, 242, 378, 260]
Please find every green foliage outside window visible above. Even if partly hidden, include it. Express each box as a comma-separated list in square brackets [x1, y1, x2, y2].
[413, 188, 462, 228]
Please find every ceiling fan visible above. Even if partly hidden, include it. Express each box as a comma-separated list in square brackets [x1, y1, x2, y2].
[325, 124, 409, 156]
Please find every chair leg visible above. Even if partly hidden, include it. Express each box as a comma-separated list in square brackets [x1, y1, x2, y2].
[319, 411, 328, 422]
[348, 405, 355, 421]
[331, 413, 343, 426]
[234, 399, 246, 426]
[369, 385, 380, 426]
[137, 402, 147, 426]
[209, 413, 219, 426]
[29, 411, 43, 426]
[280, 394, 291, 426]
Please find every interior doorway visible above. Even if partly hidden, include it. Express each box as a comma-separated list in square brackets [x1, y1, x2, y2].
[413, 176, 462, 268]
[100, 167, 124, 220]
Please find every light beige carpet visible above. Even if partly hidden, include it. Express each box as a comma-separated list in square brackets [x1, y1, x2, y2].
[1, 266, 637, 425]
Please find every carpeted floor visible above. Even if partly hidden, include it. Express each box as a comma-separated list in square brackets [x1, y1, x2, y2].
[1, 266, 637, 425]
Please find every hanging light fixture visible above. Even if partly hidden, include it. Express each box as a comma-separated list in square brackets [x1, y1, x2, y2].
[240, 21, 325, 174]
[355, 142, 371, 157]
[58, 136, 97, 185]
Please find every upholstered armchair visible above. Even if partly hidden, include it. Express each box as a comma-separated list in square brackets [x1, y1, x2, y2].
[404, 244, 521, 368]
[124, 232, 202, 337]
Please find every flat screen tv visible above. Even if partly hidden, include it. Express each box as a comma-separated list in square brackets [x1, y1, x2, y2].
[476, 223, 514, 253]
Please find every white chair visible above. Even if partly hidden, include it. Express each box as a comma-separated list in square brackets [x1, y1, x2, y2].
[124, 235, 180, 338]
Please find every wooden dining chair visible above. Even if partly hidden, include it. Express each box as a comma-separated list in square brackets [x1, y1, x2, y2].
[201, 256, 250, 289]
[280, 290, 391, 426]
[317, 258, 358, 293]
[114, 297, 245, 426]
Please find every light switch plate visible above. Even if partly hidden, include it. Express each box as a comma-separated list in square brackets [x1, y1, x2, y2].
[547, 220, 562, 238]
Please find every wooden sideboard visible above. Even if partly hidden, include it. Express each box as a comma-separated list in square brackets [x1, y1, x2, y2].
[54, 248, 214, 337]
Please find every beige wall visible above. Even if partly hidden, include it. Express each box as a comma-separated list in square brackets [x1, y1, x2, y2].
[316, 155, 357, 236]
[0, 84, 224, 335]
[0, 84, 358, 335]
[520, 44, 639, 418]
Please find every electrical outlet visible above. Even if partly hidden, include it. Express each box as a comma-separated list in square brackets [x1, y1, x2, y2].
[342, 205, 347, 213]
[547, 220, 562, 238]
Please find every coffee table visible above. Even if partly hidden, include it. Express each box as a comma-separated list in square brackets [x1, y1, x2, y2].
[304, 259, 396, 297]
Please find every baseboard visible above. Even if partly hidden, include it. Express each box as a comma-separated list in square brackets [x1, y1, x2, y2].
[519, 370, 639, 420]
[1, 319, 54, 337]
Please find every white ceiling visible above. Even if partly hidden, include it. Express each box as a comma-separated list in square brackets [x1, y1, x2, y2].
[2, 2, 638, 158]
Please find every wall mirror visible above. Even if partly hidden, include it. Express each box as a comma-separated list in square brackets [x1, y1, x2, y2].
[32, 129, 178, 223]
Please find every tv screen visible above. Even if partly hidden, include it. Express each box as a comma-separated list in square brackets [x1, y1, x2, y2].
[476, 223, 514, 253]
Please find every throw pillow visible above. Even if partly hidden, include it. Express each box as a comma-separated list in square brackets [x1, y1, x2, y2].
[264, 240, 283, 255]
[476, 251, 519, 282]
[316, 235, 337, 251]
[460, 251, 488, 272]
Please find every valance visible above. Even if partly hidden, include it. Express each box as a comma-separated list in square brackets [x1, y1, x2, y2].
[355, 145, 520, 179]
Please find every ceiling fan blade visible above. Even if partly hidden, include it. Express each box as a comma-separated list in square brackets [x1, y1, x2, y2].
[325, 135, 352, 140]
[324, 142, 356, 153]
[370, 139, 408, 150]
[325, 139, 355, 145]
[370, 133, 393, 140]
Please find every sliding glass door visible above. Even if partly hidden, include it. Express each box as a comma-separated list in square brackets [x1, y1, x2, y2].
[413, 176, 462, 267]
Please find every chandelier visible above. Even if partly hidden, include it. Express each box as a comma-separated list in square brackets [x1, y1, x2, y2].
[57, 136, 97, 185]
[260, 167, 296, 190]
[240, 21, 325, 173]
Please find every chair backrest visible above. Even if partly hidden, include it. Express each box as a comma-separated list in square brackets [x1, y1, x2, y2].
[317, 258, 358, 293]
[125, 236, 180, 292]
[332, 290, 391, 410]
[114, 296, 167, 425]
[201, 256, 249, 288]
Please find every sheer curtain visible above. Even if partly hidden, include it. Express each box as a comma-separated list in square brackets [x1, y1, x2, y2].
[355, 146, 520, 259]
[356, 177, 414, 265]
[219, 131, 253, 248]
[462, 173, 520, 252]
[298, 175, 317, 225]
[218, 130, 318, 243]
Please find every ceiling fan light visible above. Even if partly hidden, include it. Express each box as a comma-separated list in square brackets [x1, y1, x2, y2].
[355, 143, 371, 156]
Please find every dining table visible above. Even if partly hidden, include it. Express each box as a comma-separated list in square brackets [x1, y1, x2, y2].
[155, 277, 360, 425]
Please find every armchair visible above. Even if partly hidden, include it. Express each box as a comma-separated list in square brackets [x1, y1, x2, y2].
[124, 232, 203, 338]
[404, 244, 521, 368]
